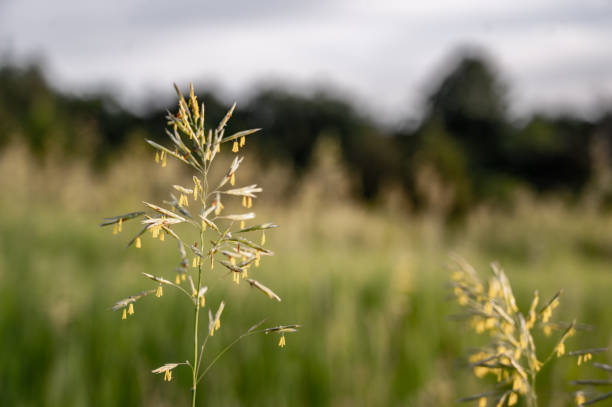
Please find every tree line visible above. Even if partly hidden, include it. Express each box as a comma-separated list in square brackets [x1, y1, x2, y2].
[1, 53, 611, 215]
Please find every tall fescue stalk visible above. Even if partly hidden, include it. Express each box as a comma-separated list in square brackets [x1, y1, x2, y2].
[101, 84, 298, 406]
[450, 259, 603, 407]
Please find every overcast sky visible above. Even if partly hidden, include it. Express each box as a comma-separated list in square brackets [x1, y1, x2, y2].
[1, 0, 611, 122]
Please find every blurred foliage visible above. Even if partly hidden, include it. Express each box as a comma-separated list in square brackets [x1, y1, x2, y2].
[2, 179, 612, 406]
[1, 51, 611, 214]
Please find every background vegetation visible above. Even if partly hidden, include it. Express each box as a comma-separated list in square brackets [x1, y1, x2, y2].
[2, 53, 611, 214]
[1, 50, 612, 406]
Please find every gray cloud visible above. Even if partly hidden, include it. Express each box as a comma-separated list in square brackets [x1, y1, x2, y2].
[1, 0, 611, 121]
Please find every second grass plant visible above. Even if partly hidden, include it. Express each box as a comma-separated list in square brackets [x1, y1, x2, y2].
[451, 259, 601, 407]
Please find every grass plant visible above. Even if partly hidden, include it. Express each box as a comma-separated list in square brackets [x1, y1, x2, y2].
[100, 84, 298, 406]
[451, 259, 605, 407]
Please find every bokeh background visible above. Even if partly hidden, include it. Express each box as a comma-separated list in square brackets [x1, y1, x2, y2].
[1, 1, 612, 406]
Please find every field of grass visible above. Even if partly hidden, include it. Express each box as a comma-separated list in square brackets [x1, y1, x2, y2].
[1, 145, 612, 406]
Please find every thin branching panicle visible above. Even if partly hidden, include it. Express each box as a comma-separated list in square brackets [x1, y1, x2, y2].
[450, 259, 600, 407]
[102, 83, 299, 406]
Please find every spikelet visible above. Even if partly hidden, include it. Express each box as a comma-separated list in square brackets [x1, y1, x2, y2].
[239, 135, 246, 147]
[156, 285, 163, 298]
[128, 303, 134, 315]
[193, 176, 202, 200]
[208, 302, 224, 335]
[153, 363, 180, 382]
[135, 237, 142, 248]
[208, 310, 215, 336]
[200, 114, 206, 144]
[215, 199, 224, 215]
[180, 194, 188, 207]
[555, 342, 566, 357]
[526, 290, 539, 329]
[247, 278, 281, 301]
[232, 141, 239, 153]
[189, 83, 199, 120]
[541, 293, 560, 323]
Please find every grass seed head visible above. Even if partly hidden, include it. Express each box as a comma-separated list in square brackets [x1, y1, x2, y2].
[102, 84, 298, 401]
[451, 259, 595, 407]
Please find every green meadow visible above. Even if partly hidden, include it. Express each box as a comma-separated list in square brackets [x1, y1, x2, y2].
[1, 145, 612, 407]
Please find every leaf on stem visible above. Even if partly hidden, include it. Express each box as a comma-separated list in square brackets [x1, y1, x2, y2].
[217, 103, 236, 132]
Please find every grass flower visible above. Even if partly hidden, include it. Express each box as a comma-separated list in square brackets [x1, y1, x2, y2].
[451, 259, 598, 407]
[101, 83, 299, 406]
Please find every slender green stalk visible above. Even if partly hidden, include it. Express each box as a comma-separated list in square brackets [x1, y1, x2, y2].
[192, 227, 204, 407]
[193, 167, 207, 407]
[528, 374, 537, 407]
